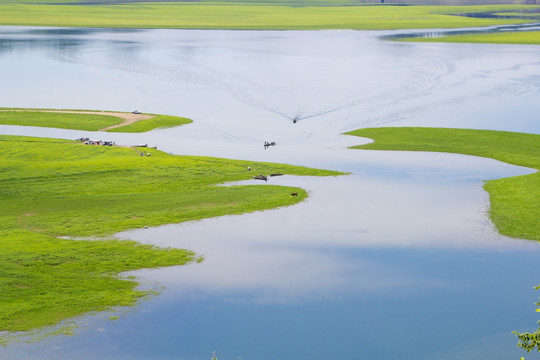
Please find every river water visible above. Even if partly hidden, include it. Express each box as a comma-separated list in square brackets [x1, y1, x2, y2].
[0, 26, 539, 360]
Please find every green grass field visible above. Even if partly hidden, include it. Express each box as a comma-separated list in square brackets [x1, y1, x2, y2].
[0, 109, 192, 132]
[0, 3, 536, 30]
[0, 135, 340, 333]
[401, 30, 540, 45]
[346, 127, 540, 241]
[0, 110, 123, 131]
[106, 115, 192, 133]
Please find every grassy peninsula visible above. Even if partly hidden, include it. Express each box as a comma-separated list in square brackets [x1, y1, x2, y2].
[0, 3, 536, 30]
[346, 127, 540, 241]
[400, 30, 540, 45]
[106, 115, 192, 133]
[0, 135, 340, 333]
[0, 109, 192, 132]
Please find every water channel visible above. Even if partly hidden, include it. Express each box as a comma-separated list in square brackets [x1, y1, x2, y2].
[0, 26, 539, 360]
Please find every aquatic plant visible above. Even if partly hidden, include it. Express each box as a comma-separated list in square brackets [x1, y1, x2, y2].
[514, 285, 540, 358]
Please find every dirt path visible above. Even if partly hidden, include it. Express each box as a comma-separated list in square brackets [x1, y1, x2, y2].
[0, 109, 155, 130]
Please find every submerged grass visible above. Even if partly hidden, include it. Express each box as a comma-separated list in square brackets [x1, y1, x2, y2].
[0, 135, 340, 333]
[0, 3, 536, 30]
[346, 127, 540, 241]
[0, 109, 192, 132]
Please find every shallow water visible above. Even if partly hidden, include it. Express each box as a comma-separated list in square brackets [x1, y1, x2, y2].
[0, 26, 539, 360]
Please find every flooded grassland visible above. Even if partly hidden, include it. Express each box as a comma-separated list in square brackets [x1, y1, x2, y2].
[0, 26, 539, 360]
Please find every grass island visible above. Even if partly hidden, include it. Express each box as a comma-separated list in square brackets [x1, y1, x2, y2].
[346, 127, 540, 242]
[0, 108, 193, 133]
[397, 30, 540, 45]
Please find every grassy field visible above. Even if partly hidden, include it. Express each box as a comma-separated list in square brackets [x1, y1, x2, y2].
[0, 135, 340, 333]
[106, 115, 192, 133]
[0, 3, 536, 30]
[346, 127, 540, 241]
[0, 110, 123, 131]
[0, 109, 192, 132]
[401, 30, 540, 45]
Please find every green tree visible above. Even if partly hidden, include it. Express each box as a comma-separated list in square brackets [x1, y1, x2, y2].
[514, 285, 540, 358]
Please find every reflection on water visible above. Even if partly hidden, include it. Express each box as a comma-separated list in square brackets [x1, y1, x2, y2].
[455, 8, 540, 21]
[116, 159, 535, 302]
[0, 27, 539, 360]
[1, 26, 539, 139]
[385, 21, 540, 41]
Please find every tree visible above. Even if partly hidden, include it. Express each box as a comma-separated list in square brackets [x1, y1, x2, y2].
[514, 285, 540, 358]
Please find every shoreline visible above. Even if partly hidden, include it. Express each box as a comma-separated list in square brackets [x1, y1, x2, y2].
[0, 109, 155, 131]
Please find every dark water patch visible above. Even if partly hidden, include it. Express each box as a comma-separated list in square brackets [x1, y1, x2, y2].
[0, 37, 139, 57]
[0, 27, 143, 57]
[25, 27, 143, 37]
[383, 21, 540, 41]
[452, 7, 540, 20]
[0, 27, 142, 37]
[0, 39, 83, 56]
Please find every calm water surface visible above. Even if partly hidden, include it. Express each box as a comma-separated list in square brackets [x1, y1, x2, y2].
[1, 26, 539, 360]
